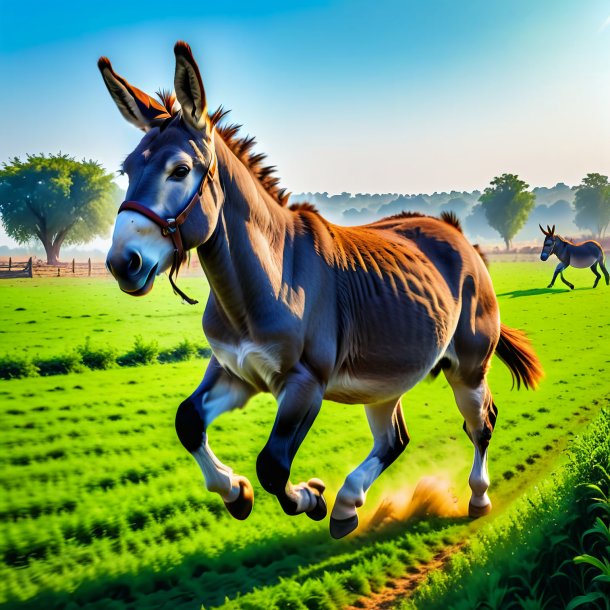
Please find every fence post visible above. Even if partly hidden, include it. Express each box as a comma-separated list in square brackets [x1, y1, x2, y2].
[72, 258, 75, 274]
[8, 257, 11, 271]
[27, 257, 33, 278]
[57, 267, 61, 277]
[88, 258, 91, 276]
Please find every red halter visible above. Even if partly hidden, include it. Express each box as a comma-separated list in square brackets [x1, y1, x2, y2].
[117, 153, 218, 304]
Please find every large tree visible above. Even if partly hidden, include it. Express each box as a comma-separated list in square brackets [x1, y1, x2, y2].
[573, 173, 610, 239]
[479, 173, 535, 250]
[0, 154, 119, 264]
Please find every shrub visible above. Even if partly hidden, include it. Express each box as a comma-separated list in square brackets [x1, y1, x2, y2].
[197, 345, 213, 358]
[78, 338, 117, 370]
[0, 355, 38, 379]
[117, 335, 159, 367]
[34, 353, 83, 376]
[158, 339, 198, 363]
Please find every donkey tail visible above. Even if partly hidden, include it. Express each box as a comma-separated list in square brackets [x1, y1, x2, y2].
[495, 323, 544, 390]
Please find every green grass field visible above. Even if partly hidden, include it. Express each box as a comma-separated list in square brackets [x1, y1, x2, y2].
[0, 263, 608, 609]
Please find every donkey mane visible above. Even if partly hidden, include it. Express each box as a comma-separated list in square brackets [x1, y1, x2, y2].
[153, 91, 290, 206]
[153, 89, 488, 260]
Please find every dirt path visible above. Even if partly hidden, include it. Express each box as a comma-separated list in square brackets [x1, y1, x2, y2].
[344, 542, 466, 610]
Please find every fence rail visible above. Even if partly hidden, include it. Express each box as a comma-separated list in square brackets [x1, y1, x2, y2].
[0, 258, 111, 278]
[0, 257, 33, 279]
[0, 254, 204, 279]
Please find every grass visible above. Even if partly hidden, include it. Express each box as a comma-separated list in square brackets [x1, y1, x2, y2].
[400, 408, 610, 610]
[0, 262, 609, 609]
[0, 275, 209, 359]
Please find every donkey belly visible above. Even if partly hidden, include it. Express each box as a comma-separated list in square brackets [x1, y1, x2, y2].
[569, 253, 598, 269]
[325, 329, 449, 404]
[325, 363, 433, 404]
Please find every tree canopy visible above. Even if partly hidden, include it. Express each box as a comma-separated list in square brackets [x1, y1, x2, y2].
[479, 174, 535, 249]
[573, 173, 610, 239]
[0, 154, 120, 264]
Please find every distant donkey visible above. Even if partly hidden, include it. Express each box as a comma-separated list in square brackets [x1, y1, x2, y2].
[539, 224, 609, 289]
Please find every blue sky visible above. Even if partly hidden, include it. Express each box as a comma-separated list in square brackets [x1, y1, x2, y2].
[0, 1, 608, 238]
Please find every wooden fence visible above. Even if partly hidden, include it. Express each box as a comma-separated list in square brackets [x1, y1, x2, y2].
[33, 258, 110, 278]
[0, 257, 33, 279]
[0, 254, 204, 279]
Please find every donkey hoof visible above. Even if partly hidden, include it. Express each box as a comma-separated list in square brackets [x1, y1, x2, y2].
[330, 514, 358, 539]
[468, 500, 492, 519]
[224, 476, 254, 520]
[307, 477, 326, 494]
[306, 479, 327, 521]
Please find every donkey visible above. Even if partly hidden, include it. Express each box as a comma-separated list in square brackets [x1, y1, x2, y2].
[539, 224, 609, 289]
[100, 42, 544, 538]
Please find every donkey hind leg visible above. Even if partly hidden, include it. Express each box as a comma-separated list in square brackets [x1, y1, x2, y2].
[330, 398, 410, 539]
[591, 263, 601, 288]
[256, 363, 328, 521]
[599, 258, 610, 285]
[175, 358, 255, 520]
[447, 377, 497, 518]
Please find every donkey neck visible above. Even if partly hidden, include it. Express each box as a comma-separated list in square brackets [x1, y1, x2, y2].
[197, 136, 294, 333]
[554, 236, 570, 262]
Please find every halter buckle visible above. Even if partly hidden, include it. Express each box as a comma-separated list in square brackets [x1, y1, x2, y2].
[163, 219, 177, 236]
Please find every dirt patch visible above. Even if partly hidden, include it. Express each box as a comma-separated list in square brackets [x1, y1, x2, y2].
[345, 541, 466, 610]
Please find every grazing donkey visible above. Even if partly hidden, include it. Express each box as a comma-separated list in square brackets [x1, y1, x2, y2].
[100, 42, 543, 538]
[539, 224, 609, 289]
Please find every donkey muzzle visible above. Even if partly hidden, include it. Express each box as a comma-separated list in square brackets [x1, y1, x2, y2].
[106, 247, 158, 295]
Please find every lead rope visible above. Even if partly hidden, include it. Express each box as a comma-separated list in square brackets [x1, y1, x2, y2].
[168, 249, 197, 304]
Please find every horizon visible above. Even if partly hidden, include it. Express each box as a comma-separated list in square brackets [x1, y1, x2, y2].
[1, 1, 608, 248]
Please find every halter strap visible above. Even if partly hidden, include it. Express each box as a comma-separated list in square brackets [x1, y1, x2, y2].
[118, 151, 217, 305]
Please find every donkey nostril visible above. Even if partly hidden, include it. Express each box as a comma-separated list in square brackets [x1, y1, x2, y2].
[126, 251, 143, 275]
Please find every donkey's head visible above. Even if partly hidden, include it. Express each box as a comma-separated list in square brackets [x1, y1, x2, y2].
[100, 42, 221, 298]
[539, 224, 556, 261]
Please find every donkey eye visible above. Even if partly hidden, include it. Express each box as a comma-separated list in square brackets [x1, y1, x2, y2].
[170, 165, 191, 179]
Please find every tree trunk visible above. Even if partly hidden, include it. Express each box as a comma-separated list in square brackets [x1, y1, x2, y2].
[42, 240, 61, 265]
[504, 238, 511, 251]
[41, 240, 56, 265]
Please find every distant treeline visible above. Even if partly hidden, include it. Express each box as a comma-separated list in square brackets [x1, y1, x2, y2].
[290, 183, 578, 244]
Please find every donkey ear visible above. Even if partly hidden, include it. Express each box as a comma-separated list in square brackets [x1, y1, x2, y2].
[539, 224, 547, 235]
[173, 41, 208, 131]
[551, 225, 556, 235]
[98, 57, 170, 131]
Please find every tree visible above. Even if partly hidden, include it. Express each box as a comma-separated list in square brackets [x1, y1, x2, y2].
[479, 173, 535, 250]
[573, 173, 610, 239]
[0, 154, 119, 264]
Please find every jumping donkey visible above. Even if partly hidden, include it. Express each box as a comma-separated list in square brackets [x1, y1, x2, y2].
[101, 42, 544, 538]
[539, 224, 609, 289]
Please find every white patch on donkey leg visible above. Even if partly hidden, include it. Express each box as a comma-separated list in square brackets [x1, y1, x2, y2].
[469, 447, 490, 508]
[287, 482, 319, 513]
[192, 438, 241, 503]
[332, 457, 384, 520]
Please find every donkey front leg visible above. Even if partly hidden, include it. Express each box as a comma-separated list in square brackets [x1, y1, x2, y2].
[330, 398, 410, 539]
[256, 363, 327, 521]
[548, 262, 566, 288]
[175, 357, 256, 519]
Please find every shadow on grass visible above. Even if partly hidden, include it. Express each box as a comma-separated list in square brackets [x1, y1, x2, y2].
[7, 514, 472, 610]
[496, 287, 573, 298]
